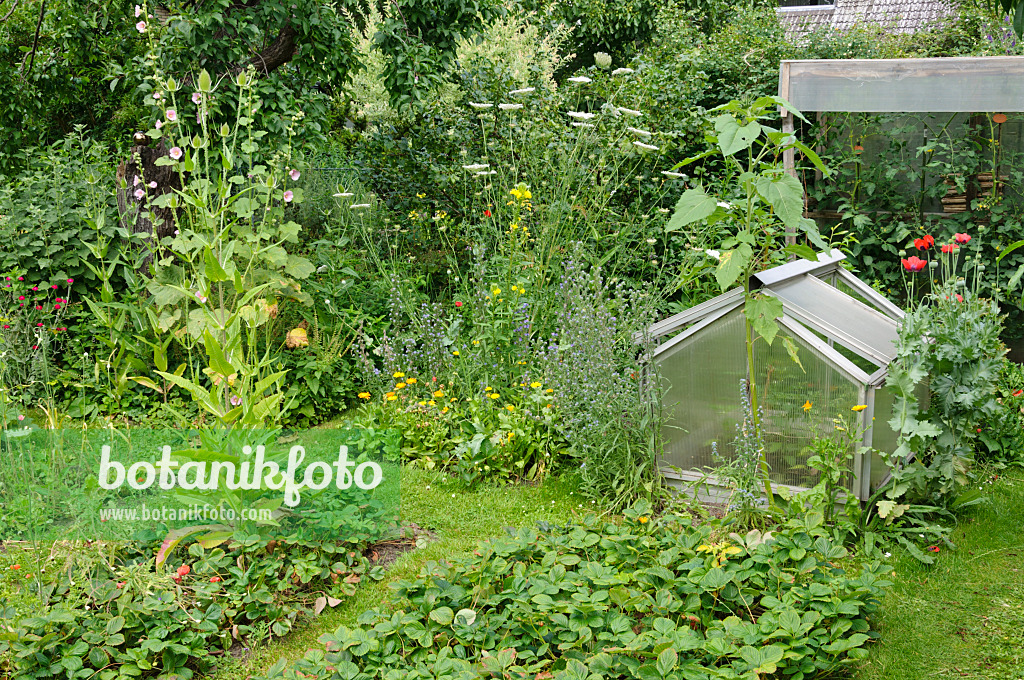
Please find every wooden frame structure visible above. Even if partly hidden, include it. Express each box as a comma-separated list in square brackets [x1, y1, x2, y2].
[778, 57, 1024, 242]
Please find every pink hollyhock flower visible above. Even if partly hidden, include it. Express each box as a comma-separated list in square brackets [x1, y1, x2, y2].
[283, 190, 294, 202]
[133, 175, 141, 186]
[135, 5, 142, 17]
[289, 169, 300, 181]
[166, 109, 177, 122]
[191, 92, 202, 104]
[155, 119, 163, 129]
[148, 181, 157, 188]
[230, 394, 242, 406]
[169, 147, 183, 160]
[134, 188, 145, 200]
[136, 20, 146, 32]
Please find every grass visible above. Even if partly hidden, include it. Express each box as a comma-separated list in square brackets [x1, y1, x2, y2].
[857, 471, 1024, 680]
[205, 466, 587, 679]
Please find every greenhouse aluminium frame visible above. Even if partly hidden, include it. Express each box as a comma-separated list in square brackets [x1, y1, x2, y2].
[651, 250, 907, 502]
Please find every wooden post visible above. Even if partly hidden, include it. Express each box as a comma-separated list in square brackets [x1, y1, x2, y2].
[778, 61, 800, 246]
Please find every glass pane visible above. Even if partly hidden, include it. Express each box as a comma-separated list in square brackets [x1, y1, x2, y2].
[753, 328, 862, 490]
[868, 379, 932, 491]
[770, 275, 899, 364]
[656, 310, 746, 475]
[786, 58, 1024, 113]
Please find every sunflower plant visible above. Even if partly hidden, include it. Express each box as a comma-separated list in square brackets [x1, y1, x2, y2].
[666, 96, 830, 502]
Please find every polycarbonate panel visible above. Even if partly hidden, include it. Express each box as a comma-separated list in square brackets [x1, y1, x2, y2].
[783, 58, 1024, 113]
[867, 379, 932, 491]
[753, 328, 861, 490]
[770, 275, 898, 365]
[657, 310, 746, 475]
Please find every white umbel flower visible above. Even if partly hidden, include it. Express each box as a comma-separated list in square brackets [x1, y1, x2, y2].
[571, 122, 595, 128]
[333, 192, 354, 197]
[627, 126, 652, 137]
[462, 163, 490, 171]
[632, 141, 659, 151]
[567, 111, 596, 120]
[617, 107, 642, 117]
[717, 200, 733, 209]
[475, 170, 497, 176]
[350, 204, 371, 209]
[498, 103, 523, 110]
[567, 76, 592, 84]
[705, 249, 721, 260]
[508, 87, 535, 95]
[661, 170, 686, 178]
[469, 102, 493, 109]
[612, 68, 635, 75]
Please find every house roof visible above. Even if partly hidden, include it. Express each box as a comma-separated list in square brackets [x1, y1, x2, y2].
[778, 0, 958, 40]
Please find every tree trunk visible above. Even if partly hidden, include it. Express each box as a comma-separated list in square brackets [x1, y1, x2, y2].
[115, 135, 182, 269]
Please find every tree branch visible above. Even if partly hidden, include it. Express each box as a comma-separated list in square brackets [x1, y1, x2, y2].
[23, 0, 45, 79]
[0, 0, 21, 23]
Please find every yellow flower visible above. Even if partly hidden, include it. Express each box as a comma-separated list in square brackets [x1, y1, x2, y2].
[802, 400, 812, 412]
[386, 394, 397, 402]
[473, 340, 480, 346]
[489, 393, 500, 400]
[638, 516, 649, 524]
[485, 386, 492, 392]
[517, 360, 526, 365]
[511, 224, 519, 231]
[428, 400, 436, 406]
[522, 190, 532, 200]
[393, 371, 405, 378]
[441, 406, 449, 413]
[418, 400, 426, 406]
[531, 382, 542, 388]
[545, 404, 552, 408]
[546, 388, 554, 394]
[492, 287, 501, 296]
[851, 404, 868, 412]
[395, 382, 407, 389]
[505, 405, 515, 411]
[406, 377, 417, 384]
[416, 192, 425, 198]
[452, 350, 460, 356]
[433, 390, 445, 398]
[358, 392, 371, 399]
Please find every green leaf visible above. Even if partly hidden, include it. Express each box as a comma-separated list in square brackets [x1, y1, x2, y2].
[754, 174, 804, 232]
[998, 238, 1024, 263]
[204, 248, 229, 282]
[284, 255, 315, 279]
[666, 187, 718, 232]
[429, 607, 455, 626]
[715, 243, 753, 290]
[656, 648, 678, 676]
[783, 244, 817, 261]
[740, 644, 785, 674]
[782, 335, 804, 372]
[714, 114, 762, 156]
[745, 294, 784, 346]
[203, 330, 235, 377]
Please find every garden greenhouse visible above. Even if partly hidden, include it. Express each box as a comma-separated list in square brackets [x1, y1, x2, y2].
[650, 250, 920, 501]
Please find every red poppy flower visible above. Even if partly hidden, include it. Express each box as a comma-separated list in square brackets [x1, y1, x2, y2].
[926, 545, 940, 553]
[901, 256, 927, 272]
[913, 235, 934, 251]
[177, 564, 191, 577]
[454, 301, 463, 307]
[484, 209, 492, 217]
[941, 244, 959, 254]
[953, 232, 971, 245]
[1013, 389, 1023, 397]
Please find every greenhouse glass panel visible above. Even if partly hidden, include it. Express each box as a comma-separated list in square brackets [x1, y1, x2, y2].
[769, 275, 899, 365]
[753, 328, 860, 490]
[782, 58, 1024, 113]
[657, 310, 746, 476]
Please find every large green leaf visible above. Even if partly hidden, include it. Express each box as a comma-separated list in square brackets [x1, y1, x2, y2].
[754, 174, 804, 232]
[715, 243, 753, 290]
[745, 294, 784, 346]
[714, 114, 762, 156]
[666, 188, 718, 232]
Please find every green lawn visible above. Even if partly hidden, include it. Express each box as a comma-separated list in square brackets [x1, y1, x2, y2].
[857, 473, 1024, 680]
[206, 467, 586, 679]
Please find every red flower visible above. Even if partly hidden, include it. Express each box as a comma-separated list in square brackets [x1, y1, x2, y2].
[901, 256, 927, 272]
[926, 545, 940, 553]
[945, 294, 963, 303]
[17, 296, 24, 301]
[454, 301, 463, 307]
[1013, 389, 1023, 397]
[54, 304, 61, 310]
[51, 285, 58, 289]
[484, 209, 492, 217]
[117, 581, 126, 589]
[177, 564, 191, 577]
[209, 576, 222, 583]
[35, 305, 42, 310]
[67, 278, 74, 284]
[913, 235, 934, 251]
[953, 233, 971, 245]
[941, 244, 959, 254]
